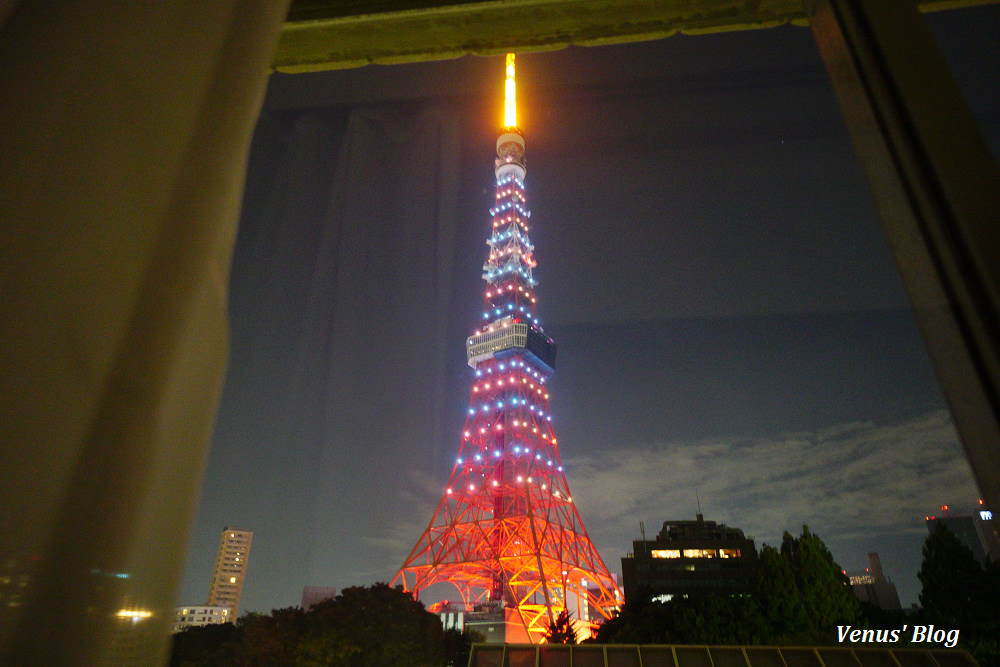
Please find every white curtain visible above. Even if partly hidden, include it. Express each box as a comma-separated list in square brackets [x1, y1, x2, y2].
[0, 2, 289, 663]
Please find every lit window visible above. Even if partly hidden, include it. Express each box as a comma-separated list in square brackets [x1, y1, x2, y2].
[683, 549, 716, 558]
[650, 549, 680, 559]
[719, 549, 741, 558]
[229, 577, 237, 583]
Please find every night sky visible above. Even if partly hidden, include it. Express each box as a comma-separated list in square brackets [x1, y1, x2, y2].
[177, 6, 1000, 614]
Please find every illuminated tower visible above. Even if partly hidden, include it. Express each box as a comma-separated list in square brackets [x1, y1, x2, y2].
[393, 54, 620, 643]
[206, 527, 252, 617]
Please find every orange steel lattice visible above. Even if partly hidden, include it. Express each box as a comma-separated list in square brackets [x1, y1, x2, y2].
[393, 54, 620, 643]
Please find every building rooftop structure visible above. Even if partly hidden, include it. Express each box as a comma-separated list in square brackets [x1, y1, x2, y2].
[171, 605, 232, 634]
[925, 502, 1000, 564]
[621, 514, 757, 603]
[847, 552, 901, 611]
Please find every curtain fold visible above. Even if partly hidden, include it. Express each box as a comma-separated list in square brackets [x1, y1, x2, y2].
[194, 102, 472, 592]
[0, 2, 289, 663]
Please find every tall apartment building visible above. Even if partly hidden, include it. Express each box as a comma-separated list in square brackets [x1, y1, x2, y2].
[206, 527, 252, 617]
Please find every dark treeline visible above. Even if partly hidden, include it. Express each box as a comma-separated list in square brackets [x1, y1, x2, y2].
[171, 527, 1000, 667]
[169, 583, 479, 667]
[596, 526, 860, 645]
[595, 526, 1000, 667]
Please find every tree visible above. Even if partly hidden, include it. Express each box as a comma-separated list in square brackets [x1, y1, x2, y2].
[297, 584, 445, 667]
[595, 526, 858, 646]
[191, 584, 446, 667]
[235, 607, 307, 667]
[917, 525, 1000, 667]
[780, 526, 860, 642]
[918, 523, 983, 625]
[443, 628, 484, 667]
[754, 544, 808, 643]
[545, 609, 578, 644]
[169, 622, 239, 667]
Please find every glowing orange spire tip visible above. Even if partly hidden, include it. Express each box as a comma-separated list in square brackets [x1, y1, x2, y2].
[504, 53, 517, 127]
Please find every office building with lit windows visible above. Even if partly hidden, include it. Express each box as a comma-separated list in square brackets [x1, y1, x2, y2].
[925, 503, 1000, 563]
[171, 605, 232, 633]
[206, 527, 253, 617]
[621, 515, 757, 603]
[847, 552, 901, 610]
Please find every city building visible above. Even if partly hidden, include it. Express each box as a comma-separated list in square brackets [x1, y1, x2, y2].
[171, 605, 232, 633]
[620, 515, 757, 603]
[301, 586, 337, 610]
[925, 502, 1000, 563]
[392, 54, 620, 644]
[206, 527, 253, 617]
[847, 552, 901, 610]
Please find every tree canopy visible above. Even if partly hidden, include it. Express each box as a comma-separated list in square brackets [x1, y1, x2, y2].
[917, 524, 1000, 667]
[596, 526, 859, 646]
[170, 583, 457, 667]
[918, 523, 984, 624]
[780, 527, 860, 642]
[544, 609, 578, 644]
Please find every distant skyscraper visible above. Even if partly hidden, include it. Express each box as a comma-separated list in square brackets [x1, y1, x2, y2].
[392, 53, 620, 644]
[620, 515, 757, 603]
[848, 552, 901, 610]
[206, 527, 252, 616]
[925, 502, 1000, 563]
[301, 586, 337, 611]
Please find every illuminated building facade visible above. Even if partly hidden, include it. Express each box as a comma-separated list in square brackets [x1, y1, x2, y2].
[206, 527, 253, 617]
[620, 515, 757, 603]
[393, 54, 620, 644]
[847, 552, 901, 610]
[171, 605, 232, 633]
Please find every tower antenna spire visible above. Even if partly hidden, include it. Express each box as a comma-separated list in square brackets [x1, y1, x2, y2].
[504, 53, 517, 128]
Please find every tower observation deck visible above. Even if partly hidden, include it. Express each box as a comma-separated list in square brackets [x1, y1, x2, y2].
[393, 53, 621, 644]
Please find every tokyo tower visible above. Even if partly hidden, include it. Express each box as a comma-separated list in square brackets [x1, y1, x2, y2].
[392, 54, 621, 643]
